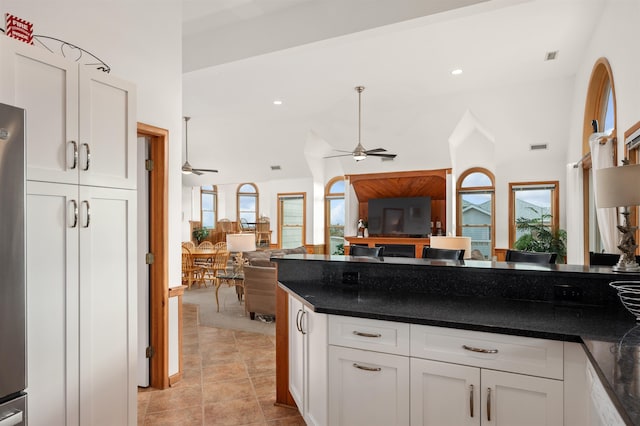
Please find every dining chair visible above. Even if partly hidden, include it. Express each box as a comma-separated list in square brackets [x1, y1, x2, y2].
[588, 251, 640, 266]
[349, 245, 384, 257]
[182, 247, 205, 289]
[255, 217, 271, 248]
[422, 247, 465, 260]
[505, 249, 557, 264]
[218, 218, 233, 233]
[182, 241, 196, 250]
[203, 249, 230, 287]
[198, 241, 214, 249]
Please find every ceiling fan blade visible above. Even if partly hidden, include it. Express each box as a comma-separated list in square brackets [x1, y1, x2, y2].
[192, 169, 204, 176]
[323, 153, 353, 159]
[192, 168, 219, 173]
[367, 153, 397, 158]
[364, 148, 387, 154]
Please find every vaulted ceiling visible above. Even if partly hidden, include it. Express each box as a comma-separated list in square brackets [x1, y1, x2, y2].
[181, 0, 605, 186]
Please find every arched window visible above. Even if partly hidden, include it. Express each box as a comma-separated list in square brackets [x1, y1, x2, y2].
[582, 58, 617, 260]
[200, 185, 217, 229]
[456, 168, 495, 259]
[325, 177, 345, 254]
[237, 183, 258, 225]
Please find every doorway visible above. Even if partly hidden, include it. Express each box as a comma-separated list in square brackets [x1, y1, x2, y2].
[137, 123, 169, 389]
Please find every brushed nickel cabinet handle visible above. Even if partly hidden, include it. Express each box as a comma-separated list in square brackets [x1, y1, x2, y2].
[352, 330, 382, 338]
[82, 200, 91, 228]
[487, 387, 491, 422]
[69, 141, 78, 170]
[295, 309, 303, 333]
[69, 199, 78, 228]
[353, 363, 381, 372]
[462, 344, 498, 354]
[82, 143, 90, 171]
[469, 384, 474, 418]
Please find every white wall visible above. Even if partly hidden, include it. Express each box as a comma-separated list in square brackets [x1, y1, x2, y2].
[0, 0, 184, 376]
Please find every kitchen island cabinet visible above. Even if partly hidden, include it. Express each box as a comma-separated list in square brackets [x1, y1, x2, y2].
[275, 254, 639, 425]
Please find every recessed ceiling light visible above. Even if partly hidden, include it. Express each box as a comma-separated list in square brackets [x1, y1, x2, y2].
[451, 69, 463, 76]
[273, 100, 283, 105]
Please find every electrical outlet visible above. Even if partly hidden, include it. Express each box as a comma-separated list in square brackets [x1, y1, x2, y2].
[342, 271, 360, 284]
[554, 285, 583, 302]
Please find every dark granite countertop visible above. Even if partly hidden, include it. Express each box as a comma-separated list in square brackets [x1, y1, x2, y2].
[274, 255, 640, 425]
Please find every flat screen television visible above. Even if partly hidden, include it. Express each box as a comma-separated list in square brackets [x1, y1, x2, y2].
[367, 196, 432, 237]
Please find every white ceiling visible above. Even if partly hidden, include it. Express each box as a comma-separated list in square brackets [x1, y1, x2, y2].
[181, 0, 605, 186]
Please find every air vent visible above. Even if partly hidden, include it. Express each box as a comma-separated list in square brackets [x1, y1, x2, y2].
[270, 165, 281, 170]
[530, 144, 548, 151]
[545, 51, 559, 61]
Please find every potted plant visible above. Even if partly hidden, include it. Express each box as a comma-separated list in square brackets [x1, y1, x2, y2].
[514, 207, 566, 263]
[192, 227, 209, 245]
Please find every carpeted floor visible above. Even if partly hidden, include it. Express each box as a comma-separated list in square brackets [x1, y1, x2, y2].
[183, 284, 275, 336]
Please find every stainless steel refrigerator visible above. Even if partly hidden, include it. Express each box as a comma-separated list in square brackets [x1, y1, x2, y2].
[0, 103, 27, 425]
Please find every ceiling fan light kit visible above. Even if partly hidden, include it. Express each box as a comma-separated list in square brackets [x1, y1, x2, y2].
[324, 86, 397, 162]
[182, 116, 218, 175]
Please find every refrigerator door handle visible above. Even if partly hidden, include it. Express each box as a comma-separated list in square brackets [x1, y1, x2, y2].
[0, 409, 23, 426]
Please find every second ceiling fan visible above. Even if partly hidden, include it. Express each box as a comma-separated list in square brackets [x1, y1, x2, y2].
[182, 116, 218, 175]
[325, 86, 397, 162]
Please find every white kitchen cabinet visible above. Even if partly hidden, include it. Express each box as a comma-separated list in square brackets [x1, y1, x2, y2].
[329, 345, 410, 426]
[481, 369, 563, 425]
[0, 36, 136, 190]
[410, 325, 563, 426]
[26, 181, 137, 426]
[411, 358, 480, 426]
[9, 35, 139, 426]
[288, 295, 328, 426]
[585, 358, 625, 426]
[410, 358, 562, 426]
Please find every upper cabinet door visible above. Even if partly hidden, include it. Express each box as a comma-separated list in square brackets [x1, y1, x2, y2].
[79, 68, 137, 189]
[0, 36, 80, 185]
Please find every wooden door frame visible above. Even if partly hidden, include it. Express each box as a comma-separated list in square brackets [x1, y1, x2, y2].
[137, 122, 169, 389]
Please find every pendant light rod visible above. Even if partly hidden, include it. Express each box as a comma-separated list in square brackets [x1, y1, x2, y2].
[355, 86, 364, 146]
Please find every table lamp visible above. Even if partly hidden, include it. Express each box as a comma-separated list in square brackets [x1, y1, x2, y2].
[430, 235, 472, 259]
[226, 233, 256, 272]
[595, 163, 640, 272]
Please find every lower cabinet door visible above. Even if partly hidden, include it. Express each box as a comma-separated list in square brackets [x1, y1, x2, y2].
[329, 345, 409, 426]
[482, 369, 563, 426]
[287, 295, 304, 412]
[410, 358, 480, 426]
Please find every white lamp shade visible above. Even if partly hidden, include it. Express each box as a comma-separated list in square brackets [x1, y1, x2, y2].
[226, 233, 256, 252]
[429, 236, 472, 259]
[595, 164, 640, 208]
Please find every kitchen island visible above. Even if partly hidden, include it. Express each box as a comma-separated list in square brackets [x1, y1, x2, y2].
[273, 254, 639, 425]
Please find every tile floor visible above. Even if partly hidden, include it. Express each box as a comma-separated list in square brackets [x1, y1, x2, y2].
[138, 303, 306, 425]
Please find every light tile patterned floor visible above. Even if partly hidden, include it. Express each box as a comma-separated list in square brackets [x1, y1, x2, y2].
[138, 304, 305, 425]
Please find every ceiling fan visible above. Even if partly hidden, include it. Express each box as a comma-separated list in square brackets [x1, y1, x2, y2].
[182, 116, 218, 175]
[325, 86, 397, 162]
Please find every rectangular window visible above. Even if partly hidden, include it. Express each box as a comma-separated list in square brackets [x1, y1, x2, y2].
[278, 193, 305, 249]
[200, 186, 217, 229]
[509, 182, 559, 247]
[459, 190, 493, 259]
[327, 197, 345, 254]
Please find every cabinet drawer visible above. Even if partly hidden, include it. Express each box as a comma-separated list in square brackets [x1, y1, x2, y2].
[329, 315, 410, 356]
[410, 324, 563, 379]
